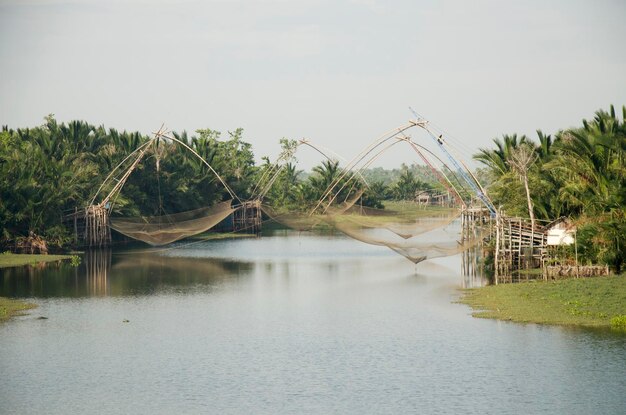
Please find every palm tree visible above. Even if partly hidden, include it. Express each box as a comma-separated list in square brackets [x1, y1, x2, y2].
[536, 106, 624, 271]
[507, 143, 538, 230]
[309, 159, 341, 200]
[474, 134, 531, 176]
[475, 133, 553, 219]
[391, 168, 417, 200]
[549, 108, 625, 215]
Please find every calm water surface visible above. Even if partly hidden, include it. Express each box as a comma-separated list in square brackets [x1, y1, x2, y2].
[1, 231, 625, 414]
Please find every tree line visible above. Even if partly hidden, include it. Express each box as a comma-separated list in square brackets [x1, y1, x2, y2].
[0, 116, 436, 249]
[474, 105, 626, 272]
[3, 106, 622, 271]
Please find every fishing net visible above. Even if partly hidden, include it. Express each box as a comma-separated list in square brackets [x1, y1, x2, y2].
[329, 213, 479, 264]
[110, 200, 235, 246]
[337, 212, 460, 239]
[260, 190, 365, 232]
[323, 189, 365, 215]
[261, 204, 323, 231]
[387, 240, 477, 264]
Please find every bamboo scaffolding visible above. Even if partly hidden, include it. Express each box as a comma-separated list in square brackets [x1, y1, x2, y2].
[460, 205, 550, 284]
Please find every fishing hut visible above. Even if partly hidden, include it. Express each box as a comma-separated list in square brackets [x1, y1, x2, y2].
[493, 213, 547, 284]
[233, 200, 262, 234]
[63, 205, 111, 247]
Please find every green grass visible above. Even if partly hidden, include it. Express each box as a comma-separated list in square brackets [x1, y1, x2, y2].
[327, 203, 458, 227]
[459, 275, 626, 329]
[383, 201, 456, 217]
[186, 232, 257, 241]
[611, 315, 626, 331]
[0, 253, 74, 322]
[262, 204, 458, 233]
[0, 253, 73, 268]
[0, 297, 37, 323]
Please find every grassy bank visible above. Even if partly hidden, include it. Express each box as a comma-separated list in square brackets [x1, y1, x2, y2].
[187, 232, 258, 241]
[0, 297, 37, 323]
[383, 200, 454, 214]
[460, 275, 626, 330]
[0, 253, 73, 268]
[0, 254, 69, 322]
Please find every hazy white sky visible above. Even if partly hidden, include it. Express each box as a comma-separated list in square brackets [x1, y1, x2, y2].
[1, 0, 625, 168]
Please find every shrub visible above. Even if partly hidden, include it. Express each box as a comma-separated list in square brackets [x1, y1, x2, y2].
[610, 315, 626, 331]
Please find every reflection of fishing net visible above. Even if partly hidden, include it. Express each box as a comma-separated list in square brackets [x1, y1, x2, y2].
[110, 200, 235, 246]
[330, 215, 478, 264]
[113, 252, 234, 276]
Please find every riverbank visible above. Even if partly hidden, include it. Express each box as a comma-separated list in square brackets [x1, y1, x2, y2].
[0, 253, 74, 268]
[460, 275, 626, 330]
[0, 254, 70, 322]
[188, 232, 258, 241]
[0, 297, 37, 323]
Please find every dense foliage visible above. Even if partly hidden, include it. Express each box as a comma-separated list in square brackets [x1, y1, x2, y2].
[8, 106, 621, 266]
[475, 105, 626, 272]
[0, 117, 259, 248]
[0, 116, 438, 249]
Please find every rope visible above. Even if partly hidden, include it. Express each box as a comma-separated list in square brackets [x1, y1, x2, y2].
[311, 122, 418, 215]
[103, 139, 155, 210]
[89, 139, 154, 207]
[158, 131, 242, 204]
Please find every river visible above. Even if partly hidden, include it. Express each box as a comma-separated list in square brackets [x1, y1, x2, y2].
[1, 230, 625, 414]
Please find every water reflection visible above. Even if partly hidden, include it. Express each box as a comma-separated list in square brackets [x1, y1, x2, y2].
[0, 231, 489, 298]
[0, 249, 253, 298]
[85, 249, 111, 296]
[461, 245, 488, 288]
[0, 233, 624, 415]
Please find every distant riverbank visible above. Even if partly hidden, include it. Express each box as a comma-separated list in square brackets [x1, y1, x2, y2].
[0, 253, 74, 269]
[0, 297, 36, 323]
[460, 275, 626, 330]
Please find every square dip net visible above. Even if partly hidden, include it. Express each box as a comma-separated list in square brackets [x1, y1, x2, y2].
[109, 200, 234, 246]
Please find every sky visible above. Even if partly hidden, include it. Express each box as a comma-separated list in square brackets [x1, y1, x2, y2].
[1, 0, 625, 169]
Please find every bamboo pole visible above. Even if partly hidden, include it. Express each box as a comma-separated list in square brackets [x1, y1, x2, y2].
[518, 218, 522, 273]
[575, 229, 579, 278]
[73, 207, 78, 245]
[494, 212, 500, 285]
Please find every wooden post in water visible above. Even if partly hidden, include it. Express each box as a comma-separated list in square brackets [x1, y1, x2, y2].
[84, 205, 111, 247]
[494, 211, 500, 285]
[234, 200, 262, 234]
[460, 207, 464, 241]
[517, 218, 522, 274]
[73, 206, 78, 245]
